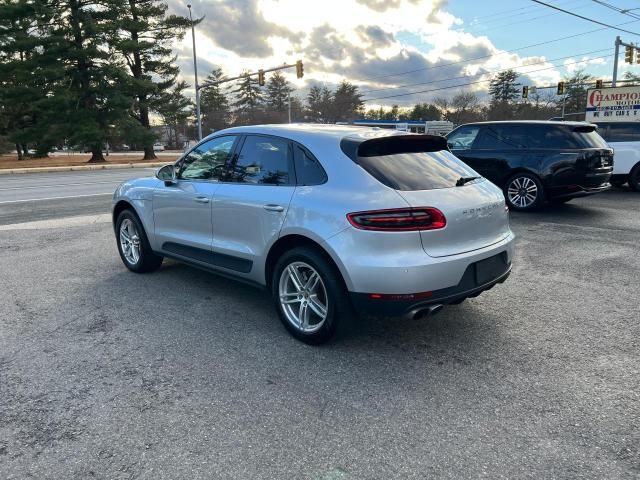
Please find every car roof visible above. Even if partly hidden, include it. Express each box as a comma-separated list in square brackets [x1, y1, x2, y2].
[456, 120, 593, 127]
[204, 123, 410, 144]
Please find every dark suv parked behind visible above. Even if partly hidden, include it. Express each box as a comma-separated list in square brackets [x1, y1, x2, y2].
[446, 121, 613, 210]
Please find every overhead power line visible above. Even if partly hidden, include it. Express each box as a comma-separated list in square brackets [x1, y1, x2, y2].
[530, 0, 640, 36]
[590, 0, 640, 21]
[361, 53, 614, 103]
[353, 19, 638, 85]
[360, 47, 612, 95]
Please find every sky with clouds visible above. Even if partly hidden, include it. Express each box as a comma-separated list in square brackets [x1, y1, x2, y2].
[169, 0, 640, 108]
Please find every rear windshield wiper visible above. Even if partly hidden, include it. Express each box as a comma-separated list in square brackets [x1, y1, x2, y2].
[455, 176, 480, 187]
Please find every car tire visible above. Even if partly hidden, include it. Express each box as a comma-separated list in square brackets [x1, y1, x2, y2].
[628, 164, 640, 192]
[272, 246, 351, 345]
[115, 209, 163, 273]
[504, 173, 545, 211]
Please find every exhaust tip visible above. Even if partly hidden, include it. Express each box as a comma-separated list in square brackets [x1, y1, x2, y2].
[411, 304, 444, 320]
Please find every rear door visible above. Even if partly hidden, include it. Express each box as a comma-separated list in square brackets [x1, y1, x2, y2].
[211, 134, 296, 274]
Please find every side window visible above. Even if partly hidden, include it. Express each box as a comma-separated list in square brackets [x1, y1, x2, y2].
[293, 145, 327, 186]
[447, 127, 479, 150]
[178, 136, 237, 180]
[603, 123, 640, 142]
[477, 125, 529, 149]
[229, 135, 292, 185]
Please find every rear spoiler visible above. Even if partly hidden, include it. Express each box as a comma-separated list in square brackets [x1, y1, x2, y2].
[341, 134, 448, 161]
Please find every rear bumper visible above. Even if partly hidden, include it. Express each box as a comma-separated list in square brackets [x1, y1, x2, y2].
[349, 251, 512, 318]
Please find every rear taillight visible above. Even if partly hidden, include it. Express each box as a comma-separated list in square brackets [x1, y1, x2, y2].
[347, 207, 446, 231]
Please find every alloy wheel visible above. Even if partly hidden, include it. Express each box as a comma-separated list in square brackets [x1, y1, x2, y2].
[119, 218, 141, 265]
[507, 176, 538, 209]
[278, 261, 328, 333]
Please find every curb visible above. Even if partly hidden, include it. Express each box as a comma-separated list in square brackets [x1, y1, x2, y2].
[0, 161, 169, 175]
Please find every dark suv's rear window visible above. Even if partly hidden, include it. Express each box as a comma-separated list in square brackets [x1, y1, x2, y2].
[342, 135, 480, 191]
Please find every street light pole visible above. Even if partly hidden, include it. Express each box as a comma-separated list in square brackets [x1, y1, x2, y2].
[187, 4, 202, 141]
[612, 36, 621, 87]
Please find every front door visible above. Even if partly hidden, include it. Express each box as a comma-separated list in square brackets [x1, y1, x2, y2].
[153, 135, 239, 257]
[212, 134, 296, 276]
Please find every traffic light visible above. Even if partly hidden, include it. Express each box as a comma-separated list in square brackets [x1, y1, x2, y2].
[258, 69, 265, 86]
[296, 60, 304, 79]
[625, 45, 635, 64]
[557, 81, 565, 95]
[522, 86, 529, 99]
[595, 79, 603, 89]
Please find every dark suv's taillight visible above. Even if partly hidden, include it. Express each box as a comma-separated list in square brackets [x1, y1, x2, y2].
[347, 207, 446, 231]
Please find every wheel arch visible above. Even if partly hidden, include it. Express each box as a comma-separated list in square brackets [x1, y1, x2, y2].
[500, 168, 544, 188]
[264, 234, 352, 291]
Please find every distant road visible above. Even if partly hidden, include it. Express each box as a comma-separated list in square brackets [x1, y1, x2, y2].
[0, 168, 155, 225]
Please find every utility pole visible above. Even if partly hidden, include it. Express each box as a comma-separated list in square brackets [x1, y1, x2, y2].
[613, 36, 621, 87]
[288, 94, 292, 123]
[187, 5, 202, 141]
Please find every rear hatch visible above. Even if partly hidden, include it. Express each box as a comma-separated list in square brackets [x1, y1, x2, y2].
[343, 134, 511, 258]
[567, 125, 614, 184]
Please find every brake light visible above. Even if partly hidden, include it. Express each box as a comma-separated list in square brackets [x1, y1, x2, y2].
[347, 207, 446, 231]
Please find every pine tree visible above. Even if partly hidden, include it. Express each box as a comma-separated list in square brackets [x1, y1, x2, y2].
[232, 72, 264, 125]
[156, 81, 192, 149]
[266, 71, 293, 113]
[489, 70, 520, 103]
[563, 70, 592, 120]
[200, 68, 230, 133]
[333, 80, 363, 122]
[107, 0, 192, 160]
[49, 0, 133, 162]
[0, 0, 61, 158]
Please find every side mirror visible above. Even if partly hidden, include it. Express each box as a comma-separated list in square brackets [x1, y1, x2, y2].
[156, 164, 177, 185]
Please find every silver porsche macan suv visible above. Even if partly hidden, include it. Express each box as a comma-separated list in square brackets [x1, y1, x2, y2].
[112, 124, 514, 344]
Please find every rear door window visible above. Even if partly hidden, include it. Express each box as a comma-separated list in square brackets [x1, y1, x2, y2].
[356, 149, 480, 191]
[476, 125, 530, 149]
[228, 135, 293, 185]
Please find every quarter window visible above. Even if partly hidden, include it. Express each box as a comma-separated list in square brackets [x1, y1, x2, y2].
[229, 135, 292, 185]
[293, 145, 327, 185]
[178, 136, 237, 180]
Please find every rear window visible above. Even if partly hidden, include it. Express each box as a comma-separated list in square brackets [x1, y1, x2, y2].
[348, 138, 480, 191]
[535, 125, 608, 149]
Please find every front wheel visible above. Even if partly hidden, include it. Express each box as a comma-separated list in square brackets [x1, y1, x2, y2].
[272, 247, 351, 344]
[505, 173, 545, 211]
[116, 210, 163, 273]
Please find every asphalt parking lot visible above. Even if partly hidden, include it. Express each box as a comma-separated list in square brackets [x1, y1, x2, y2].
[0, 187, 638, 479]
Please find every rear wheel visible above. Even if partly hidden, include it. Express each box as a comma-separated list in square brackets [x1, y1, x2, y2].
[505, 173, 545, 211]
[272, 247, 351, 344]
[629, 164, 640, 192]
[116, 210, 163, 273]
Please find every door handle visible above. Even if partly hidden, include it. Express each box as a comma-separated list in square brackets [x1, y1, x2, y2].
[263, 204, 284, 212]
[194, 196, 210, 204]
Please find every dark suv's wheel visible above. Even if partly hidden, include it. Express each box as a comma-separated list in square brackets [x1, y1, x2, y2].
[505, 173, 545, 211]
[629, 164, 640, 192]
[272, 247, 351, 345]
[115, 210, 163, 273]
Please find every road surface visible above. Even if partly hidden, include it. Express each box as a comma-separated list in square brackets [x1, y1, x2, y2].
[0, 169, 156, 226]
[0, 170, 638, 479]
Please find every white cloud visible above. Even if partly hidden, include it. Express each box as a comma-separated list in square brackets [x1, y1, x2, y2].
[169, 0, 578, 106]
